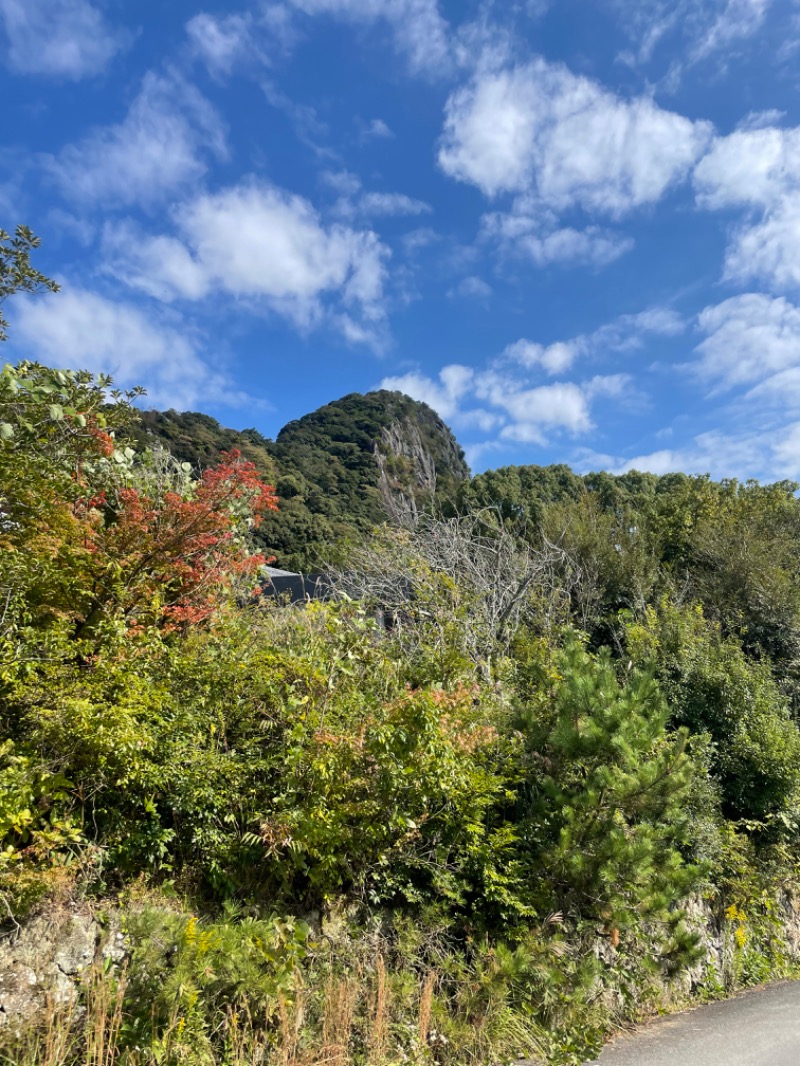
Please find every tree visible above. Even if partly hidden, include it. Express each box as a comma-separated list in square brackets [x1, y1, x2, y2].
[333, 512, 567, 680]
[626, 602, 800, 831]
[0, 363, 278, 650]
[0, 226, 59, 341]
[517, 642, 699, 947]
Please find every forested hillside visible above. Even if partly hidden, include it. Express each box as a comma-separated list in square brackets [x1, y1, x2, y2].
[133, 391, 468, 570]
[3, 230, 800, 1066]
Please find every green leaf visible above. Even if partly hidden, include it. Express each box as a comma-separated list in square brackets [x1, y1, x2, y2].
[0, 422, 13, 440]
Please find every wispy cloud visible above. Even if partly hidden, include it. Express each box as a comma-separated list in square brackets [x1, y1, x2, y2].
[0, 0, 131, 79]
[45, 71, 226, 208]
[9, 285, 245, 410]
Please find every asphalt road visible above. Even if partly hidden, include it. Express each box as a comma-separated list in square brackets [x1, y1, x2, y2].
[584, 981, 800, 1066]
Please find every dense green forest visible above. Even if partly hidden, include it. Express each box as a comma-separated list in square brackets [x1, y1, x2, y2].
[132, 392, 468, 571]
[2, 230, 800, 1066]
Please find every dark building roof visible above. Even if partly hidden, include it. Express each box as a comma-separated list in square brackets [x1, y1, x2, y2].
[262, 567, 333, 604]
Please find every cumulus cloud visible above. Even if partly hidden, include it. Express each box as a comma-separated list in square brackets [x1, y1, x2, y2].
[45, 71, 226, 208]
[10, 287, 241, 410]
[694, 124, 800, 291]
[477, 374, 593, 442]
[380, 364, 475, 419]
[724, 201, 800, 289]
[504, 338, 581, 374]
[694, 126, 800, 210]
[438, 58, 712, 212]
[376, 305, 668, 448]
[695, 294, 800, 390]
[378, 365, 629, 446]
[104, 180, 390, 344]
[481, 207, 634, 267]
[102, 224, 212, 302]
[0, 0, 130, 79]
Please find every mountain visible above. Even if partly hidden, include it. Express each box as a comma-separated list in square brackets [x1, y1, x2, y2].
[131, 391, 469, 571]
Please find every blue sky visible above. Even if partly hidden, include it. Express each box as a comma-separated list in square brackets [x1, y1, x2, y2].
[3, 0, 800, 477]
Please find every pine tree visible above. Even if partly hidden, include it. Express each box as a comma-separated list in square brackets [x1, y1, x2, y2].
[521, 642, 700, 960]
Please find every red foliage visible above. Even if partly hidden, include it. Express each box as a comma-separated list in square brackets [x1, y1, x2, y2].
[75, 449, 278, 634]
[86, 425, 115, 457]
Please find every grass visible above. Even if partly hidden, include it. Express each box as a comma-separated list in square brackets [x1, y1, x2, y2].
[0, 953, 547, 1066]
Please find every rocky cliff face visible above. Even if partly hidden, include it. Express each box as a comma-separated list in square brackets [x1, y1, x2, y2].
[375, 411, 467, 526]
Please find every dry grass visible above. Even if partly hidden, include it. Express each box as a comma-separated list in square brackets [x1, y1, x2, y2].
[319, 974, 356, 1066]
[0, 955, 546, 1066]
[0, 967, 126, 1066]
[417, 971, 435, 1051]
[366, 955, 389, 1066]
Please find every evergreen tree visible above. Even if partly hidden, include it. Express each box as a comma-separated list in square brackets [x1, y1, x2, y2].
[520, 643, 699, 956]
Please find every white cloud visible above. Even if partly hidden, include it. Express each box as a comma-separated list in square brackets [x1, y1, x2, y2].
[694, 126, 800, 210]
[449, 275, 492, 300]
[289, 0, 451, 75]
[695, 293, 800, 391]
[102, 223, 212, 302]
[0, 0, 129, 79]
[476, 375, 593, 443]
[694, 124, 800, 291]
[613, 0, 773, 72]
[745, 367, 800, 410]
[613, 424, 788, 480]
[10, 287, 241, 410]
[503, 304, 685, 375]
[584, 373, 633, 399]
[771, 422, 800, 477]
[322, 170, 363, 197]
[186, 12, 253, 75]
[504, 338, 581, 374]
[482, 209, 634, 267]
[724, 199, 800, 289]
[361, 118, 394, 140]
[689, 0, 771, 62]
[358, 192, 432, 216]
[380, 364, 474, 419]
[105, 180, 390, 343]
[625, 307, 686, 335]
[375, 293, 678, 458]
[186, 6, 297, 75]
[323, 171, 432, 221]
[46, 71, 226, 208]
[180, 183, 388, 324]
[377, 303, 678, 449]
[438, 58, 711, 213]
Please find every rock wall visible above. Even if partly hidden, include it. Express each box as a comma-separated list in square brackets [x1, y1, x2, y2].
[3, 891, 800, 1031]
[375, 415, 462, 526]
[0, 906, 124, 1026]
